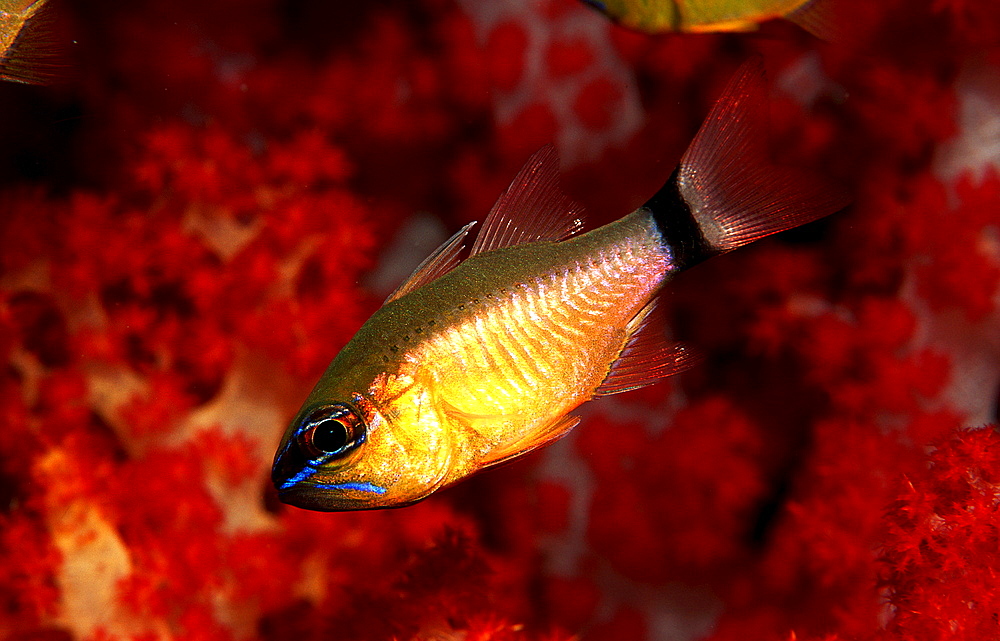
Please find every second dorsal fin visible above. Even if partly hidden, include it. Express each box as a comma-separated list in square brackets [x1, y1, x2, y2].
[469, 145, 586, 256]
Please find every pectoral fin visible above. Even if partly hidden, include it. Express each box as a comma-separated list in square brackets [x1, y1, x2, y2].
[439, 398, 581, 469]
[479, 414, 581, 468]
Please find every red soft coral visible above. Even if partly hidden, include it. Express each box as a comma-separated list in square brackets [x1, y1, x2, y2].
[879, 426, 1000, 640]
[2, 0, 1000, 640]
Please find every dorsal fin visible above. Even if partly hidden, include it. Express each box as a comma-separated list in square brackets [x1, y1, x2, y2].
[469, 145, 585, 256]
[384, 221, 477, 304]
[594, 298, 700, 397]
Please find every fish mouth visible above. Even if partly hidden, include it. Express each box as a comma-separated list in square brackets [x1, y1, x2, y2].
[276, 478, 389, 512]
[271, 437, 388, 511]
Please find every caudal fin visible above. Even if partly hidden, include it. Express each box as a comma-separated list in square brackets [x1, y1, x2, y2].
[0, 0, 64, 85]
[675, 58, 849, 255]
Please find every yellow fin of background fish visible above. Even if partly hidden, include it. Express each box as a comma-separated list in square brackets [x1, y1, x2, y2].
[271, 59, 850, 512]
[582, 0, 841, 39]
[0, 0, 62, 84]
[784, 0, 844, 42]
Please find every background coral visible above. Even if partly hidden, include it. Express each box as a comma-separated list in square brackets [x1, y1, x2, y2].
[1, 0, 999, 640]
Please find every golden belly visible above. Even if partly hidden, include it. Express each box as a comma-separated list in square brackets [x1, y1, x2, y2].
[415, 245, 668, 452]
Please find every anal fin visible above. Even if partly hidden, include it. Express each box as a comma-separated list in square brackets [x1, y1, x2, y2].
[594, 298, 700, 397]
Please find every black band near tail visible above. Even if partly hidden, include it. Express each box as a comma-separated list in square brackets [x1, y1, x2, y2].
[643, 167, 717, 271]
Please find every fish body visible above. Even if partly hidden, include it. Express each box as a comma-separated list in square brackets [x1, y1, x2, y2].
[272, 61, 848, 511]
[1, 0, 59, 84]
[582, 0, 828, 35]
[280, 212, 673, 509]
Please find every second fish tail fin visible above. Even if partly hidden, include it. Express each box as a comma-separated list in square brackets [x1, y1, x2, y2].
[645, 59, 850, 270]
[1, 0, 65, 85]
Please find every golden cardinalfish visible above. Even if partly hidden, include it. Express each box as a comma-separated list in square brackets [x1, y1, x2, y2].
[271, 60, 848, 511]
[581, 0, 835, 37]
[1, 0, 60, 84]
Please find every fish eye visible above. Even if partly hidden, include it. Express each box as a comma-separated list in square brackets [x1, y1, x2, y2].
[298, 403, 365, 460]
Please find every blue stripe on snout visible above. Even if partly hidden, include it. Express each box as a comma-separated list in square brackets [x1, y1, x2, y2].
[312, 481, 387, 495]
[278, 466, 387, 495]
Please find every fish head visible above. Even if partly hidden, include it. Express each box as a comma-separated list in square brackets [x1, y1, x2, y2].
[580, 0, 623, 20]
[271, 374, 455, 511]
[580, 0, 679, 32]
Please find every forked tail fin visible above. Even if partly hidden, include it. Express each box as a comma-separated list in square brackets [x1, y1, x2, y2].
[0, 0, 65, 85]
[645, 58, 850, 269]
